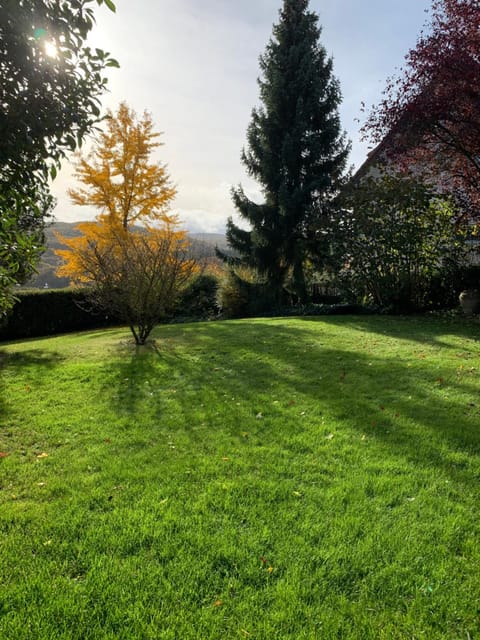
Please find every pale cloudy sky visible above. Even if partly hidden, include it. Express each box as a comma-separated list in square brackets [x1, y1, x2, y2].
[51, 0, 431, 233]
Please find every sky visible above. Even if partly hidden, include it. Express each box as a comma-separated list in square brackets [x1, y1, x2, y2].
[51, 0, 432, 233]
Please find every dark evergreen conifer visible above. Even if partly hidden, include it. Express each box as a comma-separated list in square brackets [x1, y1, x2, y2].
[225, 0, 349, 303]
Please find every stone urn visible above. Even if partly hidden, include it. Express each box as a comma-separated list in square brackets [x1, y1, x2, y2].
[459, 289, 480, 316]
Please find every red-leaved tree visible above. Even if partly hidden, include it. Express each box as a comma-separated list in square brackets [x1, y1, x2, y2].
[363, 0, 480, 219]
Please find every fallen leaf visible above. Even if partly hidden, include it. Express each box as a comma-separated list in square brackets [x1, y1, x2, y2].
[325, 433, 334, 440]
[256, 413, 263, 420]
[36, 452, 49, 459]
[260, 556, 268, 565]
[293, 491, 302, 497]
[0, 452, 9, 458]
[37, 482, 46, 487]
[24, 385, 31, 393]
[213, 599, 223, 607]
[222, 457, 230, 462]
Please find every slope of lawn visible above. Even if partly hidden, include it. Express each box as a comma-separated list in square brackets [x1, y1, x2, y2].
[1, 315, 480, 639]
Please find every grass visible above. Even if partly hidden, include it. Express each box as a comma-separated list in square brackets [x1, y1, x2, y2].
[1, 315, 480, 639]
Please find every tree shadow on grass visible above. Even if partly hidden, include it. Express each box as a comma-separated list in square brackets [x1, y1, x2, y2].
[303, 314, 480, 349]
[101, 317, 480, 487]
[0, 348, 65, 421]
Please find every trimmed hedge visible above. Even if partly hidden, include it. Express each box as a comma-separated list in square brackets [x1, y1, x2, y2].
[0, 275, 220, 342]
[0, 289, 117, 341]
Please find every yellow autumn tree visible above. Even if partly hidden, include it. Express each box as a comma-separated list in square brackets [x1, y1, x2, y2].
[56, 102, 197, 345]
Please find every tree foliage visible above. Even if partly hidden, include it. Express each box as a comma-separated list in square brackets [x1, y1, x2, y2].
[224, 0, 350, 304]
[0, 0, 117, 314]
[56, 102, 197, 345]
[57, 221, 197, 345]
[363, 0, 480, 217]
[0, 188, 52, 314]
[333, 175, 470, 311]
[68, 102, 176, 229]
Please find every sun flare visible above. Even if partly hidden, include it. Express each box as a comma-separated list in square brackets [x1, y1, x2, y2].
[44, 40, 58, 59]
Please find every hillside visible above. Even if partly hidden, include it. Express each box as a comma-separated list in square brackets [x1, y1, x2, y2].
[26, 221, 228, 289]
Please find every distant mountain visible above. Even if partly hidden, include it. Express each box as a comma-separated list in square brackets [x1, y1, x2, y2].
[25, 221, 228, 289]
[190, 233, 229, 251]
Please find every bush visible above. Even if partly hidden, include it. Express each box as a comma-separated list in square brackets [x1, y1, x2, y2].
[216, 271, 251, 318]
[0, 289, 117, 341]
[175, 274, 219, 319]
[332, 175, 471, 313]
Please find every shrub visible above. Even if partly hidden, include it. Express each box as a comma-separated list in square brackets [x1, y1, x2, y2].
[0, 289, 117, 341]
[332, 175, 471, 312]
[216, 270, 251, 318]
[175, 274, 219, 319]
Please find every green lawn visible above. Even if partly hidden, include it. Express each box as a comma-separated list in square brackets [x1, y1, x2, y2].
[1, 315, 480, 639]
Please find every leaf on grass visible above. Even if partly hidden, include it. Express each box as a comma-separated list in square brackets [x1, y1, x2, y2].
[260, 556, 268, 565]
[24, 385, 31, 392]
[36, 452, 49, 459]
[37, 482, 46, 487]
[325, 433, 334, 440]
[213, 599, 223, 607]
[256, 413, 263, 420]
[293, 491, 302, 497]
[222, 457, 230, 462]
[0, 452, 9, 458]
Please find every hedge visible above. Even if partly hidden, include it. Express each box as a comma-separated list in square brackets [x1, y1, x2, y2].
[0, 275, 220, 342]
[0, 289, 118, 341]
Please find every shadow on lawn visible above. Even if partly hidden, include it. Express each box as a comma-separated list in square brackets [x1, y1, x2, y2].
[104, 317, 480, 481]
[307, 314, 480, 349]
[0, 348, 64, 419]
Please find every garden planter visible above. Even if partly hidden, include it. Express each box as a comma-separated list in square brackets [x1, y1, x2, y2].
[459, 289, 480, 316]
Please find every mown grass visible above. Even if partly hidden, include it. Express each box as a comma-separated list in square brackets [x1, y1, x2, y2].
[1, 315, 480, 639]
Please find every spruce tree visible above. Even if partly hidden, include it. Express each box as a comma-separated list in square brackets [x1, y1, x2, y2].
[225, 0, 349, 303]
